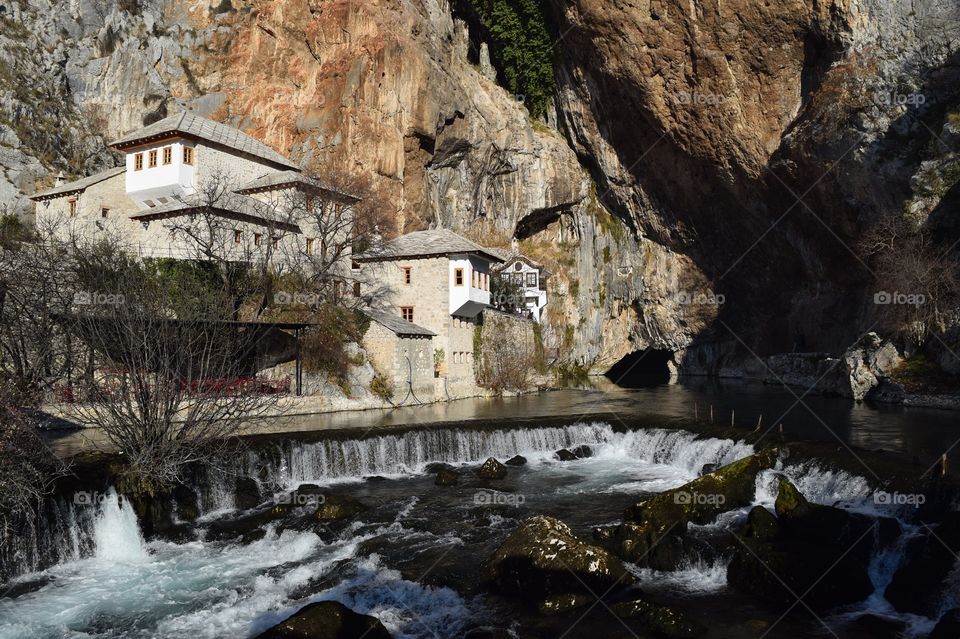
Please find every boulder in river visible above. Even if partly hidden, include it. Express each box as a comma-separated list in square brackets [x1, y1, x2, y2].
[742, 506, 780, 542]
[930, 608, 960, 639]
[253, 600, 392, 638]
[728, 479, 876, 611]
[571, 445, 593, 459]
[505, 455, 527, 467]
[624, 449, 780, 527]
[610, 599, 705, 638]
[435, 467, 460, 486]
[555, 448, 577, 461]
[235, 476, 262, 510]
[478, 457, 508, 480]
[485, 515, 632, 603]
[313, 495, 367, 522]
[885, 512, 960, 616]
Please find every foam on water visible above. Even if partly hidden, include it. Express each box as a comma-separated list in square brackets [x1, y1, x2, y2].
[629, 557, 729, 595]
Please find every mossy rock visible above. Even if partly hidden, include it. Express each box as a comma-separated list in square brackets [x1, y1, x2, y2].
[743, 506, 780, 542]
[253, 600, 392, 639]
[537, 593, 594, 615]
[435, 467, 460, 486]
[485, 515, 632, 603]
[478, 457, 508, 480]
[613, 520, 687, 570]
[313, 495, 367, 522]
[610, 599, 705, 638]
[624, 449, 779, 527]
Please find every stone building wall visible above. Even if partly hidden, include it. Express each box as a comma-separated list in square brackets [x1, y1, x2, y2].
[362, 321, 435, 402]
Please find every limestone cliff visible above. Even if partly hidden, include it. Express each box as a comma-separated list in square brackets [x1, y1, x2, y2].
[1, 0, 958, 375]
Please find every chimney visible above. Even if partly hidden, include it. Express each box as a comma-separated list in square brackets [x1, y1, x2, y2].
[55, 171, 65, 187]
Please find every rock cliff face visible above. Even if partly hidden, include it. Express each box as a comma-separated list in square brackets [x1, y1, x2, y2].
[1, 0, 958, 374]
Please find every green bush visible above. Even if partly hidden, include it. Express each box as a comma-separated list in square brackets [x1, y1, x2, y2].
[465, 0, 555, 118]
[370, 373, 393, 401]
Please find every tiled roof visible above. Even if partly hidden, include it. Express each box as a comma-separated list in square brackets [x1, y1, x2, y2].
[128, 191, 300, 232]
[354, 228, 505, 262]
[30, 167, 125, 201]
[364, 308, 436, 337]
[235, 170, 361, 202]
[110, 112, 299, 170]
[492, 252, 553, 277]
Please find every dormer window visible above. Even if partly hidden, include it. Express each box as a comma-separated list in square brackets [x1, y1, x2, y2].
[134, 153, 144, 171]
[183, 147, 194, 165]
[148, 150, 158, 168]
[162, 146, 172, 165]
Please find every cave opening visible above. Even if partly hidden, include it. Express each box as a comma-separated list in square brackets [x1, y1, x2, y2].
[605, 349, 674, 388]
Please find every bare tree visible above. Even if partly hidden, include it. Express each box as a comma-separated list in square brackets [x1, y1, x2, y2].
[475, 322, 537, 394]
[860, 215, 960, 343]
[64, 242, 284, 491]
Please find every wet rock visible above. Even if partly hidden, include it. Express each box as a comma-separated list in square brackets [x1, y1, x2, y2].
[294, 483, 324, 496]
[425, 462, 454, 474]
[555, 449, 577, 461]
[728, 479, 875, 611]
[742, 506, 780, 542]
[885, 513, 960, 616]
[478, 458, 508, 480]
[846, 613, 907, 639]
[930, 608, 960, 639]
[612, 520, 687, 570]
[485, 515, 632, 603]
[698, 463, 718, 476]
[173, 484, 200, 523]
[624, 449, 779, 526]
[252, 600, 392, 639]
[313, 495, 367, 522]
[3, 576, 53, 599]
[435, 467, 460, 486]
[235, 477, 261, 510]
[537, 594, 593, 615]
[505, 455, 527, 467]
[570, 445, 593, 459]
[609, 599, 705, 638]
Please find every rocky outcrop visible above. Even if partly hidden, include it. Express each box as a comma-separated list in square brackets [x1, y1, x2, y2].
[484, 515, 631, 604]
[477, 457, 507, 480]
[253, 600, 392, 639]
[728, 479, 884, 611]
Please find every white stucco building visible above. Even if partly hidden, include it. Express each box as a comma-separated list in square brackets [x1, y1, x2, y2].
[354, 229, 505, 397]
[30, 112, 357, 264]
[492, 254, 551, 322]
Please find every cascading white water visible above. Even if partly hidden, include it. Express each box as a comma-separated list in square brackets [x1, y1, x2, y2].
[222, 423, 755, 497]
[92, 489, 147, 562]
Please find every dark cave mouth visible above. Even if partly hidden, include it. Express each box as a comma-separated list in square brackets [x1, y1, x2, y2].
[605, 349, 674, 388]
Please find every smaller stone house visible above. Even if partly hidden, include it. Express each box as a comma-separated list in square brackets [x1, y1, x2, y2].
[492, 254, 550, 322]
[362, 309, 436, 402]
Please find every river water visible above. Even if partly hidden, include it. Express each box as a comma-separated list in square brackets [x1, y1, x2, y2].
[5, 381, 959, 638]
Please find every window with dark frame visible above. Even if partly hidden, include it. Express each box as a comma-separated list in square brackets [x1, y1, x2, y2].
[454, 268, 464, 286]
[68, 199, 77, 217]
[306, 238, 314, 255]
[401, 306, 414, 322]
[254, 233, 262, 246]
[526, 272, 538, 287]
[234, 230, 242, 244]
[402, 266, 412, 284]
[101, 207, 109, 218]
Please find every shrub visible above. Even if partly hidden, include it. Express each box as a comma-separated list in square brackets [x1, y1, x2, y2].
[370, 373, 393, 401]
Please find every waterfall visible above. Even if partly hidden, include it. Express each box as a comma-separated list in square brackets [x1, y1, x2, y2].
[2, 489, 146, 582]
[195, 423, 755, 510]
[92, 489, 147, 562]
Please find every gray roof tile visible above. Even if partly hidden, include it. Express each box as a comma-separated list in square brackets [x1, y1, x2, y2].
[128, 191, 299, 231]
[110, 112, 299, 170]
[235, 170, 360, 202]
[30, 167, 125, 201]
[355, 228, 505, 262]
[364, 308, 436, 337]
